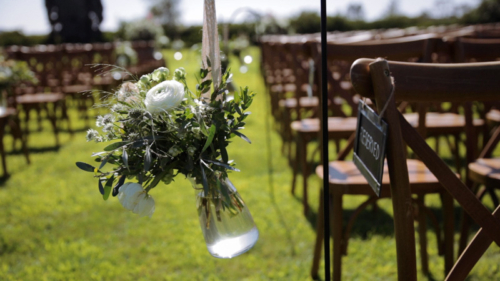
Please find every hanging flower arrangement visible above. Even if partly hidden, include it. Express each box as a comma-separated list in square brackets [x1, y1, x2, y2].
[76, 62, 258, 257]
[77, 63, 254, 215]
[77, 0, 258, 259]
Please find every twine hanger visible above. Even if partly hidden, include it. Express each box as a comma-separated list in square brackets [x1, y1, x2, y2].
[201, 0, 221, 99]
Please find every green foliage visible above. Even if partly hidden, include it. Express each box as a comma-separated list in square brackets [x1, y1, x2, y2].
[461, 0, 500, 24]
[0, 31, 47, 47]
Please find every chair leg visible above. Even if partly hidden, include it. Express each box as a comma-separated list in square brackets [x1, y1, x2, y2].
[311, 189, 324, 280]
[23, 106, 31, 137]
[442, 192, 455, 275]
[36, 105, 43, 132]
[60, 99, 73, 136]
[458, 183, 480, 255]
[301, 136, 309, 216]
[0, 119, 8, 177]
[291, 134, 299, 196]
[8, 118, 30, 164]
[332, 188, 343, 281]
[458, 210, 471, 256]
[48, 102, 60, 147]
[416, 195, 429, 276]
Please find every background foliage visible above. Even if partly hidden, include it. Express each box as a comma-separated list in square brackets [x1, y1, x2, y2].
[2, 0, 500, 47]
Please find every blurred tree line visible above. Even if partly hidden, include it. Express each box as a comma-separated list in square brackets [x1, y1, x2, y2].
[1, 0, 500, 47]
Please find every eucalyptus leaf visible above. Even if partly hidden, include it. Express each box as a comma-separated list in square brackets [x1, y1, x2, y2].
[103, 141, 128, 151]
[76, 162, 96, 173]
[122, 148, 129, 170]
[218, 137, 228, 164]
[146, 168, 169, 191]
[144, 146, 152, 172]
[103, 175, 115, 200]
[112, 175, 126, 197]
[201, 125, 216, 153]
[98, 179, 104, 195]
[233, 131, 252, 144]
[99, 156, 108, 170]
[204, 159, 240, 172]
[234, 105, 243, 116]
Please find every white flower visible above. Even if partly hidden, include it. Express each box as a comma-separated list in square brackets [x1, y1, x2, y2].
[86, 129, 100, 142]
[145, 80, 184, 114]
[118, 183, 155, 218]
[96, 114, 114, 127]
[117, 82, 139, 102]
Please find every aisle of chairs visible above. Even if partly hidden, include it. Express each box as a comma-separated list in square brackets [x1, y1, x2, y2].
[259, 23, 500, 280]
[0, 40, 166, 177]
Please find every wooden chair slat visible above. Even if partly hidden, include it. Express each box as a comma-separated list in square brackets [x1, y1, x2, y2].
[351, 59, 500, 102]
[398, 112, 500, 245]
[445, 205, 500, 280]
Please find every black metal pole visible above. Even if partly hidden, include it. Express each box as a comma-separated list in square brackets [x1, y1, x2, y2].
[320, 0, 330, 280]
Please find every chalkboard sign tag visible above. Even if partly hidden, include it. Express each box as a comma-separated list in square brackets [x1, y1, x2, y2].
[353, 100, 388, 197]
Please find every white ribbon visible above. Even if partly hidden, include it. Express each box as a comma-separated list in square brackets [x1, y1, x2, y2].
[202, 0, 221, 95]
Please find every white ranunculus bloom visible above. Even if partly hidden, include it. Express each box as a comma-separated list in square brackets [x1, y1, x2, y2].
[145, 80, 185, 114]
[118, 183, 155, 218]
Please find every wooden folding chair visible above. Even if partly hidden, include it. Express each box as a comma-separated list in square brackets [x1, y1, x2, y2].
[293, 34, 441, 215]
[14, 45, 70, 147]
[350, 58, 500, 280]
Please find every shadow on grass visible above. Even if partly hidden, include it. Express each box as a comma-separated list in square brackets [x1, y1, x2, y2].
[301, 198, 396, 238]
[0, 174, 11, 187]
[59, 127, 89, 133]
[7, 145, 60, 155]
[301, 196, 482, 239]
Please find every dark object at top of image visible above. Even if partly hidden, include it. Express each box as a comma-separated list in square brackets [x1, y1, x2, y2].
[45, 0, 103, 43]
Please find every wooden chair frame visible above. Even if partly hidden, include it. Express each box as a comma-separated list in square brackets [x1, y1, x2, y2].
[350, 58, 500, 280]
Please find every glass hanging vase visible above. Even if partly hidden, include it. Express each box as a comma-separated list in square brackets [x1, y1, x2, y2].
[190, 176, 259, 259]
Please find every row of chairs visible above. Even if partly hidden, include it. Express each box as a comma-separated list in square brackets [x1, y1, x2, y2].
[0, 40, 166, 177]
[259, 23, 500, 280]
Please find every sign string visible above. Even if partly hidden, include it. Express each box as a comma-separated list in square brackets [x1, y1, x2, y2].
[377, 77, 395, 124]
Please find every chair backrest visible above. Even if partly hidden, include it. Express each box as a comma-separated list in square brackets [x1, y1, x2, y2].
[351, 58, 500, 280]
[312, 34, 437, 118]
[455, 37, 500, 62]
[16, 45, 64, 91]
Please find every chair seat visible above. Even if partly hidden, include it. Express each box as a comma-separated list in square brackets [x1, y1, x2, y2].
[271, 83, 296, 93]
[279, 96, 318, 108]
[292, 112, 484, 137]
[291, 116, 358, 139]
[0, 108, 17, 119]
[404, 112, 484, 134]
[486, 109, 500, 124]
[469, 158, 500, 186]
[16, 93, 65, 104]
[63, 84, 92, 94]
[316, 159, 445, 197]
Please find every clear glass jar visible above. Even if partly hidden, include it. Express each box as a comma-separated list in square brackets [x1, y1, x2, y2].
[190, 177, 259, 258]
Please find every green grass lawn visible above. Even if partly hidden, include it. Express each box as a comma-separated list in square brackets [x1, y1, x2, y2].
[1, 47, 499, 280]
